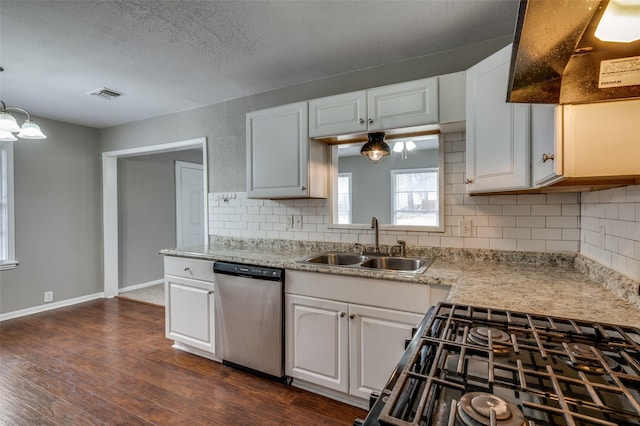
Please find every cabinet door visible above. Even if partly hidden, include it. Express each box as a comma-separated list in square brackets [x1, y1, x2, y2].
[531, 105, 562, 186]
[349, 304, 423, 399]
[309, 91, 367, 138]
[367, 77, 438, 131]
[466, 45, 530, 193]
[286, 294, 349, 393]
[165, 276, 215, 353]
[246, 102, 309, 198]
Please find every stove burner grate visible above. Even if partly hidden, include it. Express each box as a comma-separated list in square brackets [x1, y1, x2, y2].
[558, 343, 622, 374]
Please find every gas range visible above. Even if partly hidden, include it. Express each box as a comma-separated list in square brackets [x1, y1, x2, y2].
[357, 302, 640, 426]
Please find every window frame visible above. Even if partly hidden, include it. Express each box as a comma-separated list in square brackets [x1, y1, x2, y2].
[336, 172, 352, 224]
[0, 141, 17, 270]
[390, 167, 439, 227]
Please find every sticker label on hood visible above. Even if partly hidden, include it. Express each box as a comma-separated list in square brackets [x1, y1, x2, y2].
[599, 56, 640, 88]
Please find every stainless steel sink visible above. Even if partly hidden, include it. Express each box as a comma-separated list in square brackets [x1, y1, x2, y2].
[297, 252, 432, 274]
[303, 252, 367, 265]
[359, 256, 431, 273]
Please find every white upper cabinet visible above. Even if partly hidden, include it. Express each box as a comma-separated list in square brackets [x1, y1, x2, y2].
[308, 91, 367, 138]
[438, 71, 466, 130]
[531, 105, 562, 187]
[466, 44, 531, 193]
[309, 77, 439, 138]
[246, 101, 327, 199]
[367, 77, 438, 131]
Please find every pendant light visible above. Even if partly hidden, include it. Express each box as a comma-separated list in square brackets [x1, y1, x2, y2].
[360, 132, 390, 163]
[0, 100, 47, 141]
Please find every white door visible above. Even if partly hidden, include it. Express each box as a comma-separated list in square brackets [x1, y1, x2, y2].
[349, 304, 423, 399]
[285, 294, 349, 393]
[175, 161, 204, 247]
[465, 44, 530, 193]
[165, 276, 215, 353]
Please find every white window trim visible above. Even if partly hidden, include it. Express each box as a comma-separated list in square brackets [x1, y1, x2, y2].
[337, 172, 352, 224]
[0, 141, 17, 270]
[390, 167, 439, 226]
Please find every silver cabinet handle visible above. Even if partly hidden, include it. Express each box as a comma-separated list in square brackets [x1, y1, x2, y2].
[464, 179, 473, 184]
[542, 153, 555, 163]
[340, 312, 346, 318]
[358, 118, 365, 124]
[368, 118, 374, 124]
[183, 267, 190, 272]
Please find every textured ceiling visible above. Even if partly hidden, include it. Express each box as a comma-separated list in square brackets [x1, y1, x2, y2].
[0, 1, 519, 129]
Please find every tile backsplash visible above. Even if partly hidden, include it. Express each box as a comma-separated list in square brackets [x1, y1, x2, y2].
[580, 185, 640, 281]
[209, 132, 581, 253]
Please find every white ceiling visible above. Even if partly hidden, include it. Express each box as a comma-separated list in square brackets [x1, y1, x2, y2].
[0, 0, 519, 129]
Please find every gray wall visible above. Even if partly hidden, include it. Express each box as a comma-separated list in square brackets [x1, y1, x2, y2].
[0, 118, 101, 314]
[339, 149, 439, 224]
[99, 37, 511, 194]
[118, 149, 203, 289]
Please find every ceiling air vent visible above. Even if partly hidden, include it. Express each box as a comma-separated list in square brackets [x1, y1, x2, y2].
[87, 87, 124, 100]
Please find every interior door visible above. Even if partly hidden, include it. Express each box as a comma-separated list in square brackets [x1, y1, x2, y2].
[175, 161, 204, 247]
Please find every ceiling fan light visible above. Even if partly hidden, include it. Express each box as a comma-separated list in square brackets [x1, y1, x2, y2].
[360, 132, 390, 163]
[393, 142, 404, 153]
[0, 130, 18, 142]
[17, 120, 47, 139]
[405, 141, 416, 151]
[0, 112, 21, 133]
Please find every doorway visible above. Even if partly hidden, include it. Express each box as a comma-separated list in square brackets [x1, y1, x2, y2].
[102, 137, 208, 298]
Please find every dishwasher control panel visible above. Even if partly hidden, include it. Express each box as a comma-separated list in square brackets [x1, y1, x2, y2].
[213, 261, 283, 281]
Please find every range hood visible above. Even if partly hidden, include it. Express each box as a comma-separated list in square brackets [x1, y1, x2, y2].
[507, 0, 640, 104]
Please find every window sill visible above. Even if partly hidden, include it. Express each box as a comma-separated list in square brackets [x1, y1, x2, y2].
[0, 261, 19, 271]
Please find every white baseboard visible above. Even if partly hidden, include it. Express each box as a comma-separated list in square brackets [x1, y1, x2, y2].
[119, 278, 164, 294]
[0, 292, 105, 322]
[290, 379, 368, 410]
[171, 341, 222, 362]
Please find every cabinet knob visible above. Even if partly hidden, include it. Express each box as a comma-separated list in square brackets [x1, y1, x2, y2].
[368, 118, 374, 124]
[464, 178, 473, 184]
[358, 118, 365, 124]
[208, 291, 214, 295]
[183, 267, 190, 272]
[340, 312, 346, 318]
[349, 314, 355, 319]
[300, 185, 306, 191]
[542, 153, 555, 163]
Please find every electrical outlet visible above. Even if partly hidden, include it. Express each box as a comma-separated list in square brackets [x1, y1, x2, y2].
[44, 291, 53, 303]
[286, 215, 294, 229]
[294, 215, 303, 230]
[459, 219, 472, 237]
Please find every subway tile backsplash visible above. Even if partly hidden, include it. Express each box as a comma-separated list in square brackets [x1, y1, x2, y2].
[209, 132, 581, 254]
[580, 185, 640, 281]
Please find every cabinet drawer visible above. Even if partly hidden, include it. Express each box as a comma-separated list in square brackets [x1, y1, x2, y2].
[164, 256, 214, 282]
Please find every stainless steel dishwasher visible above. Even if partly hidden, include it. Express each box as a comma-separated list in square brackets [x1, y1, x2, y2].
[213, 261, 285, 380]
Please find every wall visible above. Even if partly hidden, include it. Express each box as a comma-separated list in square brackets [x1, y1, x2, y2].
[0, 118, 101, 314]
[118, 149, 202, 289]
[580, 185, 640, 281]
[209, 132, 581, 253]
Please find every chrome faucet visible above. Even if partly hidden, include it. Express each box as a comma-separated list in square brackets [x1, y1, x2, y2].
[371, 216, 380, 253]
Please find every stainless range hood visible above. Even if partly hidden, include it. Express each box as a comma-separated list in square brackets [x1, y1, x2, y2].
[507, 0, 640, 104]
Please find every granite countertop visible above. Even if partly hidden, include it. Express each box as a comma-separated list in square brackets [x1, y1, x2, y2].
[161, 244, 640, 328]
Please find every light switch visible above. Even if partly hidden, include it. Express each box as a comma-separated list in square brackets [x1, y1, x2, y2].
[459, 219, 472, 237]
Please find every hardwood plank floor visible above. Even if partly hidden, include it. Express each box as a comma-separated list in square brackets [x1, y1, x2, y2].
[0, 299, 367, 425]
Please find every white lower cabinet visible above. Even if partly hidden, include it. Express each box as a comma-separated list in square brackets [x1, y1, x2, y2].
[164, 257, 216, 355]
[286, 294, 423, 400]
[286, 294, 349, 392]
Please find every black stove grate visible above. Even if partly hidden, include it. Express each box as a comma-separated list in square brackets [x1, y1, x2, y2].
[377, 303, 640, 426]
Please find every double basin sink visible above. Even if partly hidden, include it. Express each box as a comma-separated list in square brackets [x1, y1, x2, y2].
[297, 252, 433, 274]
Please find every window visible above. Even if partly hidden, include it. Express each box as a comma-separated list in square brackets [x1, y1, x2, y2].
[391, 168, 439, 226]
[337, 172, 352, 224]
[0, 142, 16, 269]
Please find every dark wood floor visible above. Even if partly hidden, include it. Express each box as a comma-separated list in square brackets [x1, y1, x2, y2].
[0, 299, 367, 425]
